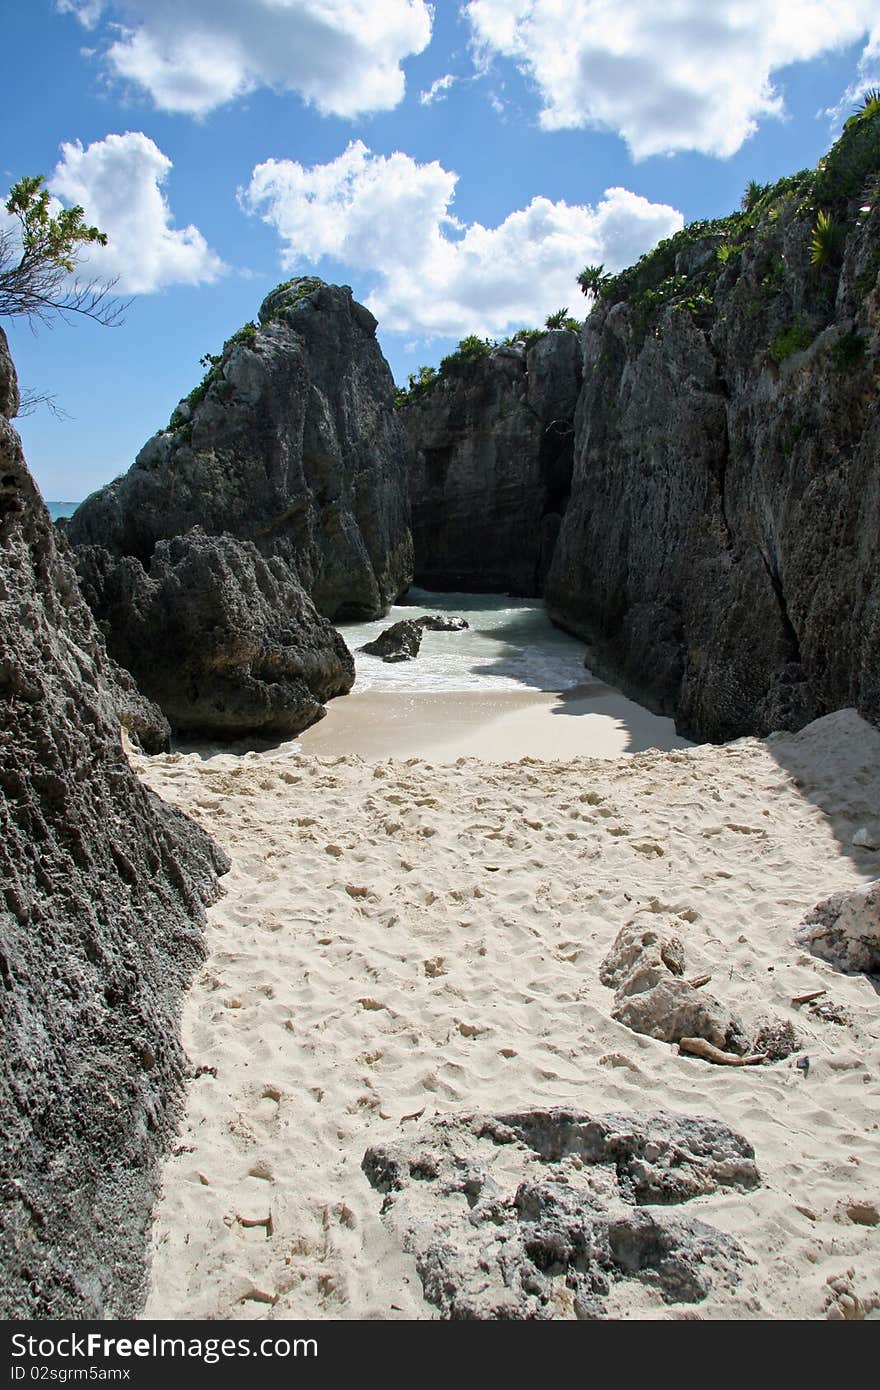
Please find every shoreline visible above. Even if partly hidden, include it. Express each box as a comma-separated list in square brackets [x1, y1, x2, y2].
[180, 683, 692, 763]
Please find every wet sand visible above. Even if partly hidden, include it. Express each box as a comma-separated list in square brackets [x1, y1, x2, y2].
[295, 682, 691, 761]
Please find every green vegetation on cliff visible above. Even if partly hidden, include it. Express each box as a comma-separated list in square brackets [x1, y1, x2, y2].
[592, 98, 879, 355]
[394, 324, 576, 408]
[169, 279, 331, 433]
[398, 100, 878, 412]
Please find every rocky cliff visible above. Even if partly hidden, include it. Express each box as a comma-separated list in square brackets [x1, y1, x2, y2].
[67, 279, 413, 737]
[0, 328, 228, 1316]
[402, 330, 581, 595]
[70, 279, 413, 619]
[394, 112, 880, 740]
[396, 113, 879, 743]
[541, 109, 880, 740]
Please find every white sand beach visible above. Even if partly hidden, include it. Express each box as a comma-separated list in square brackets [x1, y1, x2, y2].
[139, 701, 880, 1321]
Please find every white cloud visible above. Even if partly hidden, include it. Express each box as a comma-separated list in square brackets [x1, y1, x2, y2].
[465, 0, 880, 159]
[48, 132, 226, 293]
[824, 25, 880, 124]
[57, 0, 433, 117]
[419, 73, 458, 105]
[241, 140, 683, 339]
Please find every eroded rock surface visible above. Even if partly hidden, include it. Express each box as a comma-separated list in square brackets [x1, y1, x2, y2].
[601, 915, 749, 1053]
[797, 880, 880, 975]
[66, 280, 413, 736]
[613, 978, 750, 1053]
[75, 528, 354, 738]
[363, 1108, 758, 1318]
[69, 280, 413, 621]
[402, 331, 581, 595]
[0, 332, 228, 1317]
[546, 119, 880, 740]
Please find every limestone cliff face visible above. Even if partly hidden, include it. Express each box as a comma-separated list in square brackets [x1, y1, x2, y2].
[69, 280, 413, 620]
[0, 329, 228, 1316]
[402, 331, 581, 595]
[546, 119, 880, 740]
[67, 279, 410, 736]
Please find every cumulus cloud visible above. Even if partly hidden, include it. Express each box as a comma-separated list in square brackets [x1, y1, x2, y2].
[419, 73, 458, 106]
[465, 0, 880, 158]
[57, 0, 433, 117]
[241, 140, 682, 339]
[48, 132, 226, 293]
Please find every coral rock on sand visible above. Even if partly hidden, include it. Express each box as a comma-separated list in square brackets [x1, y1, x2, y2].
[613, 979, 750, 1054]
[601, 915, 749, 1053]
[599, 919, 686, 993]
[361, 618, 423, 663]
[363, 1108, 758, 1319]
[797, 880, 880, 975]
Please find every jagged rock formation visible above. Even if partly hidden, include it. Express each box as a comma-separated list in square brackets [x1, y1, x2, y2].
[67, 279, 413, 736]
[546, 113, 880, 740]
[363, 1108, 758, 1318]
[402, 331, 581, 595]
[69, 280, 413, 620]
[0, 328, 228, 1316]
[75, 529, 354, 738]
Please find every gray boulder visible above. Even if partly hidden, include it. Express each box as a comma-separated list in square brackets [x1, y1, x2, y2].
[361, 618, 423, 663]
[68, 280, 413, 623]
[0, 337, 228, 1317]
[363, 1108, 757, 1318]
[797, 880, 880, 975]
[74, 528, 354, 739]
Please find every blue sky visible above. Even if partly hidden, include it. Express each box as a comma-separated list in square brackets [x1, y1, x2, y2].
[3, 1, 879, 500]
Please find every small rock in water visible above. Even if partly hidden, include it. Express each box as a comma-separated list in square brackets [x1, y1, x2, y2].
[414, 613, 470, 632]
[361, 619, 423, 662]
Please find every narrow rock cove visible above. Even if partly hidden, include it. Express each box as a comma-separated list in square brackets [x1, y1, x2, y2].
[3, 88, 880, 1323]
[296, 589, 690, 761]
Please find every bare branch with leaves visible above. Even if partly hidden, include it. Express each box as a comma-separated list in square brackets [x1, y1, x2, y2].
[0, 174, 129, 329]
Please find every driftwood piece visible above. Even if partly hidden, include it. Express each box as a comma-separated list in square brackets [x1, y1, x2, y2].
[687, 974, 712, 989]
[791, 989, 826, 1007]
[678, 1036, 767, 1066]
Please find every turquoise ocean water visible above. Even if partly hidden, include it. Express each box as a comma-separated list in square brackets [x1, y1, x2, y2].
[338, 587, 588, 695]
[46, 501, 79, 522]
